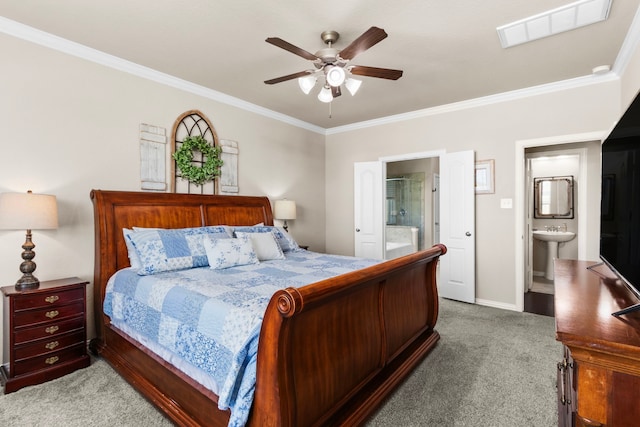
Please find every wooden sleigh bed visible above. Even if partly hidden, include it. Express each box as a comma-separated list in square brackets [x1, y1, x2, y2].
[90, 189, 446, 426]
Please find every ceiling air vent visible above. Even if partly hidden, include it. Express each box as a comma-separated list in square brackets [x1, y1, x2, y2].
[496, 0, 612, 48]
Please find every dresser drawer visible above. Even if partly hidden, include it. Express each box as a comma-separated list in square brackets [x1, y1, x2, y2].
[12, 343, 86, 377]
[14, 330, 85, 360]
[14, 301, 84, 327]
[13, 287, 84, 311]
[14, 316, 85, 344]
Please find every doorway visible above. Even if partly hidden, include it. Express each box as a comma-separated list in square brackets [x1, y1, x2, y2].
[386, 160, 437, 257]
[515, 132, 604, 314]
[360, 149, 476, 304]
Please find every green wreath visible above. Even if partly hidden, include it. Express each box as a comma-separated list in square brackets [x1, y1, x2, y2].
[173, 135, 223, 185]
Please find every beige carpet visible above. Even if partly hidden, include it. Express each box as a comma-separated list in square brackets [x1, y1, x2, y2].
[1, 298, 561, 426]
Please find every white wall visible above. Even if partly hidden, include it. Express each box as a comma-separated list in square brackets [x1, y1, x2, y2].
[325, 82, 621, 308]
[0, 34, 325, 363]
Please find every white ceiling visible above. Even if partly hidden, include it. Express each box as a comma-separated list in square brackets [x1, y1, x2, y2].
[1, 0, 639, 129]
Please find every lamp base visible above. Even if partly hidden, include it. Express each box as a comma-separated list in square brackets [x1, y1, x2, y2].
[16, 229, 40, 290]
[15, 274, 40, 291]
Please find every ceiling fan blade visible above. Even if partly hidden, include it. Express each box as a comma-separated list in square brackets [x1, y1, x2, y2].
[350, 65, 403, 80]
[331, 85, 342, 98]
[264, 71, 312, 85]
[265, 37, 319, 61]
[338, 27, 388, 61]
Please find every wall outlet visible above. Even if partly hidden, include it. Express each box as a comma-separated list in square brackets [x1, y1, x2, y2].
[500, 198, 513, 209]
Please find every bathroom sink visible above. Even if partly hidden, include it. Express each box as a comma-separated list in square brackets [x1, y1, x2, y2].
[532, 230, 575, 243]
[533, 230, 576, 280]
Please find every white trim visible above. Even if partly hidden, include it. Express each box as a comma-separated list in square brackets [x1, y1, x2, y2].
[514, 131, 606, 312]
[326, 73, 619, 135]
[612, 4, 640, 76]
[379, 150, 446, 162]
[475, 298, 519, 312]
[0, 16, 634, 136]
[0, 17, 325, 135]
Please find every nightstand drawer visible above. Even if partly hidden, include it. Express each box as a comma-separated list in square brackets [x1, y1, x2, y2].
[14, 330, 85, 360]
[14, 316, 85, 344]
[2, 278, 89, 393]
[12, 343, 86, 377]
[14, 301, 84, 327]
[13, 287, 84, 311]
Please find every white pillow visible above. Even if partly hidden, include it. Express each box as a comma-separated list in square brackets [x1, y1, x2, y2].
[204, 236, 259, 269]
[236, 231, 285, 261]
[232, 225, 299, 252]
[122, 228, 142, 269]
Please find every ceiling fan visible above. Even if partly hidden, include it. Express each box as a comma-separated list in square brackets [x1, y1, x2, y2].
[264, 26, 403, 103]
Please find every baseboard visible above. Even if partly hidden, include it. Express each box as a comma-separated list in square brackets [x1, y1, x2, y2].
[475, 298, 520, 312]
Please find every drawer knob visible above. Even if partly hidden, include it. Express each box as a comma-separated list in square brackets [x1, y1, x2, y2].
[45, 356, 59, 365]
[45, 325, 59, 334]
[45, 310, 59, 319]
[45, 295, 59, 304]
[45, 341, 59, 350]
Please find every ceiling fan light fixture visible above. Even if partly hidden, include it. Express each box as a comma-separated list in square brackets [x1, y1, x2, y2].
[318, 85, 333, 103]
[325, 66, 346, 87]
[345, 78, 362, 96]
[298, 74, 317, 94]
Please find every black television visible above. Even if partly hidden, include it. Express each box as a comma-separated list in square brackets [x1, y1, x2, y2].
[600, 91, 640, 316]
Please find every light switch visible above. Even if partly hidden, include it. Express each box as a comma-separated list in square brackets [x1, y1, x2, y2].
[500, 198, 513, 209]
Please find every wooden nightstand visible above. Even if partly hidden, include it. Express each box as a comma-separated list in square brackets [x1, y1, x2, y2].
[1, 277, 90, 393]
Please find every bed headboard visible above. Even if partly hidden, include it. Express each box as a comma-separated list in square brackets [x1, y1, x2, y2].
[90, 189, 274, 338]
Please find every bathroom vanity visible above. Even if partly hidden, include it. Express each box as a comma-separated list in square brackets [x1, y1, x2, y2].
[554, 259, 640, 426]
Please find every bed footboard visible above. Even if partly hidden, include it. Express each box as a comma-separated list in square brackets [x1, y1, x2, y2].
[252, 244, 446, 426]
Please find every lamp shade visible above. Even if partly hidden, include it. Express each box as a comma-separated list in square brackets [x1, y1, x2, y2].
[274, 199, 296, 220]
[345, 78, 362, 96]
[298, 74, 317, 94]
[325, 66, 346, 87]
[0, 191, 58, 230]
[317, 85, 333, 103]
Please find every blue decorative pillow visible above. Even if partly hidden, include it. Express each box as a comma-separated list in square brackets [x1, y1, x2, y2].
[232, 226, 299, 252]
[204, 235, 259, 269]
[127, 226, 231, 275]
[132, 225, 233, 238]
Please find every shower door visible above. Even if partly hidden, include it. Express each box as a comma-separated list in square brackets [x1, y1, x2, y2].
[386, 173, 425, 250]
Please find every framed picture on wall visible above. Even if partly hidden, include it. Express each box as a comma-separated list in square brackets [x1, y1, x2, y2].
[475, 159, 495, 194]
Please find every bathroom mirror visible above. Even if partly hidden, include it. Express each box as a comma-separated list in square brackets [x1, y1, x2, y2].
[534, 175, 574, 219]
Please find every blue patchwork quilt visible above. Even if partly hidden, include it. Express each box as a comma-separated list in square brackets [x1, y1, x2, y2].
[104, 250, 379, 427]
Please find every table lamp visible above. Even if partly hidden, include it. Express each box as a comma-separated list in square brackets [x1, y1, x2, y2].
[0, 190, 59, 290]
[274, 199, 296, 232]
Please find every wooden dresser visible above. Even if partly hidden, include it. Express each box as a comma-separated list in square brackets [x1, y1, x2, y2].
[554, 260, 640, 426]
[1, 277, 90, 393]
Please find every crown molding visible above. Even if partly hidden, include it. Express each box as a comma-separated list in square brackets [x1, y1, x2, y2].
[612, 3, 640, 76]
[2, 13, 637, 137]
[325, 72, 620, 135]
[0, 17, 325, 135]
[328, 7, 640, 135]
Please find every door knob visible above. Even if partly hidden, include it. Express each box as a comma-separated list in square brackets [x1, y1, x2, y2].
[356, 228, 361, 232]
[466, 231, 472, 236]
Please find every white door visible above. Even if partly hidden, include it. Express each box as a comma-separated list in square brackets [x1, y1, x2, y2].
[439, 151, 476, 303]
[433, 173, 440, 244]
[354, 161, 384, 259]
